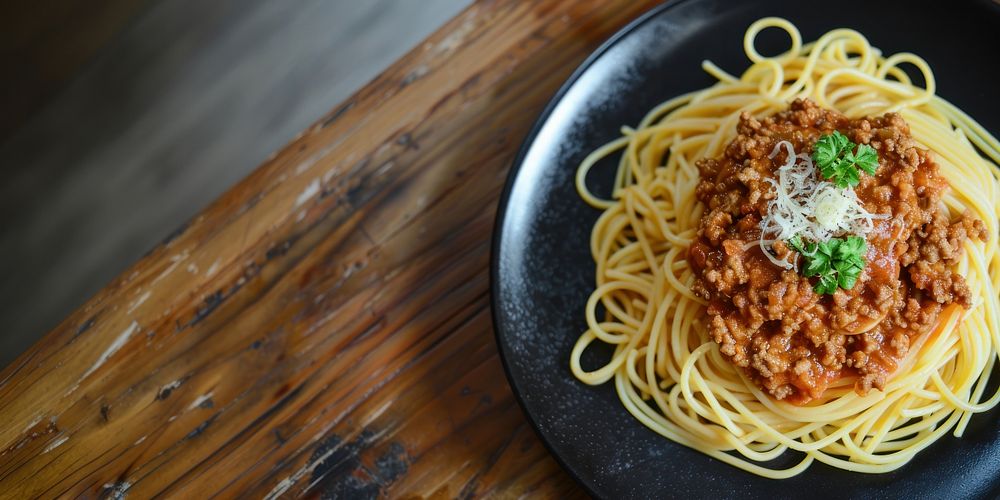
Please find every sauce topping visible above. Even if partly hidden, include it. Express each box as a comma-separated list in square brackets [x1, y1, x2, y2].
[690, 99, 987, 403]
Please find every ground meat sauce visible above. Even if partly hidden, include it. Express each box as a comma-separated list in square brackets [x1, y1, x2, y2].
[689, 99, 988, 404]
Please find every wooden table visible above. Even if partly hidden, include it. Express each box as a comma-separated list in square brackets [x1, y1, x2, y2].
[0, 1, 662, 497]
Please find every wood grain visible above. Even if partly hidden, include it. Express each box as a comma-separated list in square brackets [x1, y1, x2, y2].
[0, 0, 470, 363]
[0, 0, 662, 497]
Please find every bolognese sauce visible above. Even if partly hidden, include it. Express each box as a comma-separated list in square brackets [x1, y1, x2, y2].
[690, 99, 988, 403]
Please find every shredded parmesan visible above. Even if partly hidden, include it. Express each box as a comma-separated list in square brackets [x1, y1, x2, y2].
[759, 141, 888, 269]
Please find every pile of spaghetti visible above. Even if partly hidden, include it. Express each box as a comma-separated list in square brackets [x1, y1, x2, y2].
[570, 18, 1000, 477]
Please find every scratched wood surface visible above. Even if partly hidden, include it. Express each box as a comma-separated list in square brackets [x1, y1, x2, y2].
[0, 1, 662, 497]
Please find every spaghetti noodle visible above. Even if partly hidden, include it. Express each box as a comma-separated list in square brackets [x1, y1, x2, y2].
[570, 18, 1000, 477]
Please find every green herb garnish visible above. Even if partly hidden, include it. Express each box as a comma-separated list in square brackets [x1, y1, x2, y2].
[788, 235, 867, 295]
[812, 131, 879, 188]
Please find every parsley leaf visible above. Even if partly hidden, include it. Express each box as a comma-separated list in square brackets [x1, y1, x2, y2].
[788, 235, 867, 295]
[787, 235, 807, 254]
[812, 131, 879, 188]
[854, 144, 878, 175]
[813, 130, 849, 170]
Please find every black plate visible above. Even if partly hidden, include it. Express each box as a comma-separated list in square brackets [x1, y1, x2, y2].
[491, 1, 1000, 498]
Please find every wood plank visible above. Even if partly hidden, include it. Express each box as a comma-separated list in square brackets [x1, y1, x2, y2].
[0, 0, 470, 364]
[0, 0, 661, 496]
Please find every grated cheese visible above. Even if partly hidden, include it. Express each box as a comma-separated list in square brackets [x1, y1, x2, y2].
[759, 141, 888, 269]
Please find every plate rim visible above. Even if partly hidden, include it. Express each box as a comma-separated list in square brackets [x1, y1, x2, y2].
[489, 0, 1000, 497]
[489, 1, 688, 496]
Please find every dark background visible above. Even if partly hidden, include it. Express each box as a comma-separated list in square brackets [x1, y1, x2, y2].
[0, 0, 470, 368]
